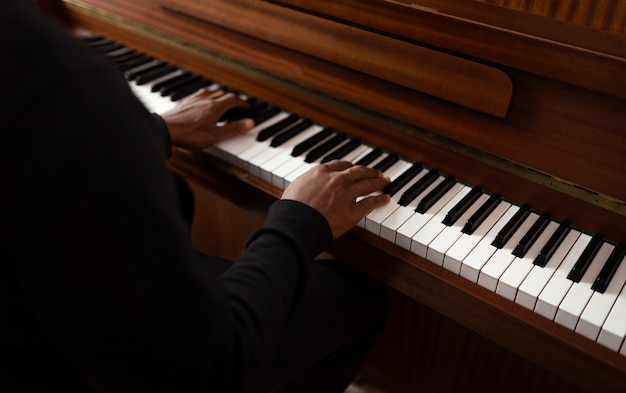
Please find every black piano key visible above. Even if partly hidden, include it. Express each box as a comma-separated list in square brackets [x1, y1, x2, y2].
[416, 175, 456, 214]
[592, 243, 626, 293]
[82, 35, 105, 44]
[567, 233, 604, 283]
[291, 127, 334, 157]
[270, 119, 314, 147]
[373, 153, 399, 172]
[398, 169, 439, 206]
[252, 105, 282, 126]
[93, 42, 124, 54]
[86, 38, 115, 48]
[114, 54, 153, 72]
[491, 204, 530, 249]
[354, 147, 383, 166]
[151, 71, 193, 92]
[462, 193, 501, 235]
[134, 64, 177, 85]
[256, 114, 300, 142]
[383, 162, 424, 196]
[271, 119, 314, 147]
[321, 138, 362, 163]
[160, 75, 202, 96]
[305, 132, 347, 163]
[109, 51, 144, 65]
[169, 79, 212, 101]
[512, 212, 550, 258]
[533, 220, 571, 267]
[442, 185, 482, 226]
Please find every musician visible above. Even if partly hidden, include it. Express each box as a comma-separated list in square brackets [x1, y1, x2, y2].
[0, 1, 392, 392]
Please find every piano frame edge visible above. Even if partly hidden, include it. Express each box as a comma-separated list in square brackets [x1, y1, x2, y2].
[169, 148, 626, 393]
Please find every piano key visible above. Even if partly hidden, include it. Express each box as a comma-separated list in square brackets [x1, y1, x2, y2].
[211, 111, 291, 165]
[512, 211, 550, 258]
[576, 246, 626, 341]
[372, 153, 399, 172]
[478, 211, 539, 291]
[443, 198, 509, 274]
[321, 138, 362, 163]
[256, 125, 326, 182]
[304, 133, 348, 163]
[290, 127, 334, 157]
[515, 229, 580, 310]
[462, 192, 501, 235]
[169, 79, 212, 100]
[534, 232, 589, 320]
[411, 184, 470, 258]
[135, 65, 178, 85]
[460, 203, 518, 282]
[429, 192, 490, 266]
[241, 120, 315, 174]
[270, 117, 313, 146]
[363, 160, 414, 234]
[378, 168, 432, 243]
[159, 74, 202, 96]
[415, 175, 456, 214]
[598, 287, 626, 352]
[383, 162, 424, 196]
[555, 241, 613, 330]
[567, 233, 604, 283]
[393, 175, 449, 249]
[115, 54, 153, 72]
[497, 219, 560, 301]
[125, 60, 168, 81]
[592, 242, 626, 293]
[354, 147, 383, 166]
[491, 204, 530, 249]
[533, 220, 571, 267]
[398, 169, 439, 206]
[256, 114, 300, 141]
[442, 185, 482, 226]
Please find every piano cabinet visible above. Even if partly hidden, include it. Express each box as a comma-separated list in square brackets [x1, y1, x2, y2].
[49, 0, 626, 392]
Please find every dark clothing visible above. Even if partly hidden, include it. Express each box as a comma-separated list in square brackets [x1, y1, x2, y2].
[0, 2, 385, 393]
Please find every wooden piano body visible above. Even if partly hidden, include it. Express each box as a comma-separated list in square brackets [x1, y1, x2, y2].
[48, 0, 626, 391]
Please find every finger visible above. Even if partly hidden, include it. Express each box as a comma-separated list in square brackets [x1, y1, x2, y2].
[355, 193, 391, 216]
[217, 118, 255, 136]
[214, 92, 248, 112]
[351, 175, 391, 197]
[321, 160, 354, 172]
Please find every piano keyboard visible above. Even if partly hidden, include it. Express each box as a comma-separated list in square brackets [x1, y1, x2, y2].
[86, 35, 626, 356]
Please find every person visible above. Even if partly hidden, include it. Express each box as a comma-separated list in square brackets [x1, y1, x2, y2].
[0, 1, 392, 392]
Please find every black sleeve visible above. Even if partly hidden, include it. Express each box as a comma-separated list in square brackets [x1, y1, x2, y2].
[0, 2, 332, 392]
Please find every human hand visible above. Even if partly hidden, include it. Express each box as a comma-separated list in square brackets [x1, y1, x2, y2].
[160, 88, 254, 150]
[281, 160, 391, 239]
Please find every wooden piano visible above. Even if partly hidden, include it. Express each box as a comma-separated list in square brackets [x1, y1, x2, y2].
[47, 0, 626, 391]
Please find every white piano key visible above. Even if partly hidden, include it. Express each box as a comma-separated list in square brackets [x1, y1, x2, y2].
[477, 212, 539, 292]
[358, 159, 412, 228]
[496, 220, 559, 301]
[211, 111, 290, 164]
[598, 289, 626, 352]
[535, 232, 589, 320]
[378, 171, 438, 244]
[253, 125, 324, 180]
[555, 241, 613, 330]
[443, 200, 509, 274]
[408, 183, 467, 257]
[393, 176, 448, 249]
[576, 253, 626, 341]
[411, 185, 472, 259]
[516, 229, 580, 310]
[460, 204, 519, 283]
[430, 193, 490, 267]
[364, 160, 414, 234]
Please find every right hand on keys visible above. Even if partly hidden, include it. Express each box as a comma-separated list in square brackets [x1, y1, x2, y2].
[282, 160, 391, 239]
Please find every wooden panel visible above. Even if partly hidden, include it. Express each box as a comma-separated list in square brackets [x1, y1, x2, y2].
[162, 0, 514, 117]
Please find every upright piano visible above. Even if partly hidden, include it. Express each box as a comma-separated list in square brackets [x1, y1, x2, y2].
[48, 0, 626, 391]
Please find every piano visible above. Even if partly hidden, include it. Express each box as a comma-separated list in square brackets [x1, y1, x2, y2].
[46, 0, 626, 391]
